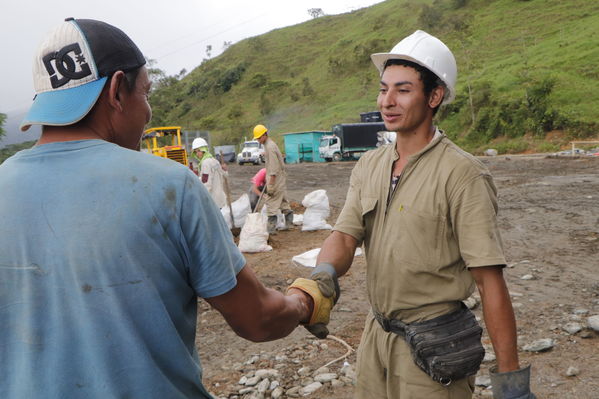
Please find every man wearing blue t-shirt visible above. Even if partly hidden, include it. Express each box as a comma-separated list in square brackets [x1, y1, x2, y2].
[0, 18, 334, 399]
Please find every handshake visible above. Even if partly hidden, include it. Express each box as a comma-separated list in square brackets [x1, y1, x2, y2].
[287, 263, 340, 339]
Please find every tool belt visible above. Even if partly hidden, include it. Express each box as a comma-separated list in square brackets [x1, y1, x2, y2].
[374, 303, 485, 386]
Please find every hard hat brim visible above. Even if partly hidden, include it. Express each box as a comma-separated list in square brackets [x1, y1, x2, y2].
[370, 53, 455, 104]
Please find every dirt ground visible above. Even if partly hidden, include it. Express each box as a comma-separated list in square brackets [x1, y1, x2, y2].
[197, 155, 599, 399]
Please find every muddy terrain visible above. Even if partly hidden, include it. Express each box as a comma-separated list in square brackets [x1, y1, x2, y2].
[197, 155, 599, 399]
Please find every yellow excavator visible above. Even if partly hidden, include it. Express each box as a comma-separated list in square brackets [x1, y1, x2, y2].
[142, 126, 188, 166]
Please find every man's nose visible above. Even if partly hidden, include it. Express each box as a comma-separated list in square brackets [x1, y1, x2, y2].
[381, 91, 395, 108]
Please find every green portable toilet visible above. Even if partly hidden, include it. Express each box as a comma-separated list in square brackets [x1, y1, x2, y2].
[283, 131, 329, 163]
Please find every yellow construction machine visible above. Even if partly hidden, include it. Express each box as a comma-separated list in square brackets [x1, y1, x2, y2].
[142, 126, 189, 166]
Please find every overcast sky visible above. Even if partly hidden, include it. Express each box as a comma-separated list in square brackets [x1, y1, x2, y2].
[0, 0, 383, 116]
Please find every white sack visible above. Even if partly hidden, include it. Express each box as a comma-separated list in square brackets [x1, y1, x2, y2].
[221, 194, 252, 229]
[293, 214, 303, 226]
[292, 247, 363, 268]
[238, 212, 272, 253]
[301, 189, 332, 231]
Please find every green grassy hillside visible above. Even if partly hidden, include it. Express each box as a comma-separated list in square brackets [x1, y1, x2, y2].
[149, 0, 599, 154]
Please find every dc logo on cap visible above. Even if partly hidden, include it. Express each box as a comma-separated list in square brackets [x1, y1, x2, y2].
[42, 43, 92, 89]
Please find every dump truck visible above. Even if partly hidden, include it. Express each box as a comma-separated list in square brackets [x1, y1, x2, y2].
[319, 122, 386, 161]
[142, 126, 189, 166]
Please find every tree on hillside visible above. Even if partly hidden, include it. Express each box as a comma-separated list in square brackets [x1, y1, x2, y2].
[0, 112, 6, 140]
[308, 8, 324, 18]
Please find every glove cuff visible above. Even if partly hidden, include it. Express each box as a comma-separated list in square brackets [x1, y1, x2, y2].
[490, 365, 534, 399]
[311, 262, 340, 305]
[311, 262, 337, 279]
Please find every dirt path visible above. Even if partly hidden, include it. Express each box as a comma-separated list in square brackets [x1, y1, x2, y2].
[197, 155, 599, 399]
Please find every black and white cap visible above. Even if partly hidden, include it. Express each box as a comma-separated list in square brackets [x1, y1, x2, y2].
[20, 18, 146, 131]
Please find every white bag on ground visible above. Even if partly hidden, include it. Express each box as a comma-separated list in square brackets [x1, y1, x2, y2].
[292, 247, 363, 267]
[301, 189, 332, 231]
[238, 213, 272, 253]
[221, 194, 251, 229]
[293, 214, 303, 226]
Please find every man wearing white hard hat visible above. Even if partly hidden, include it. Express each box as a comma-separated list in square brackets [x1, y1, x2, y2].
[192, 137, 228, 208]
[288, 30, 536, 398]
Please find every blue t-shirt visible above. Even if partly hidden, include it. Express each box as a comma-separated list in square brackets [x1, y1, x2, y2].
[0, 140, 246, 398]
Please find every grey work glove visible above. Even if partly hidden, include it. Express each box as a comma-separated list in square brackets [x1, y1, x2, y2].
[304, 263, 340, 339]
[490, 365, 537, 399]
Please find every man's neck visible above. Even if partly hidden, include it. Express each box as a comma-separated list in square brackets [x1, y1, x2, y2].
[394, 123, 436, 159]
[36, 125, 107, 146]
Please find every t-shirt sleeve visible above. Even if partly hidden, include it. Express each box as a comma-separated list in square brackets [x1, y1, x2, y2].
[333, 162, 366, 244]
[449, 173, 506, 268]
[252, 168, 266, 186]
[179, 171, 246, 298]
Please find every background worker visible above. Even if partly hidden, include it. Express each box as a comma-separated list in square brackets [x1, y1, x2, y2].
[192, 137, 227, 209]
[253, 124, 293, 234]
[290, 30, 536, 399]
[249, 167, 266, 211]
[0, 18, 329, 399]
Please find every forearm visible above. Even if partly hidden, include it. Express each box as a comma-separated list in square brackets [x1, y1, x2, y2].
[473, 266, 520, 372]
[206, 266, 311, 342]
[316, 231, 358, 277]
[251, 185, 262, 196]
[251, 288, 312, 341]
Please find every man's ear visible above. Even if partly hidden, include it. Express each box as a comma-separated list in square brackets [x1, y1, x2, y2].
[107, 71, 126, 112]
[428, 86, 445, 109]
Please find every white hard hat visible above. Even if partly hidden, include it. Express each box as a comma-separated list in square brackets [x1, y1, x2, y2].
[192, 137, 208, 150]
[370, 30, 457, 104]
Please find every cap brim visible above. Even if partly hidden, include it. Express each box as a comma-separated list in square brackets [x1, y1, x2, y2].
[20, 77, 107, 131]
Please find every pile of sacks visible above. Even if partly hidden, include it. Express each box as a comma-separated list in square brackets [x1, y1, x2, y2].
[229, 189, 333, 253]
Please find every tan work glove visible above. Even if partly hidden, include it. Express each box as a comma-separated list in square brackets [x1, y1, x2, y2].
[287, 263, 340, 339]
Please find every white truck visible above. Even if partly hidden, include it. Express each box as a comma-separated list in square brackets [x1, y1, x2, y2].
[237, 140, 265, 165]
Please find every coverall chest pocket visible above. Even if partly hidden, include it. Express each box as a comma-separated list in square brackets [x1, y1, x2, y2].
[391, 205, 445, 269]
[360, 196, 378, 237]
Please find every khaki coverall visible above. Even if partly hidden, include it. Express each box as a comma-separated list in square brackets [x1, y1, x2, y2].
[263, 138, 291, 217]
[334, 130, 506, 399]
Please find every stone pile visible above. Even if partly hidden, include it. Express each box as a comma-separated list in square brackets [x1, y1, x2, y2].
[209, 338, 356, 398]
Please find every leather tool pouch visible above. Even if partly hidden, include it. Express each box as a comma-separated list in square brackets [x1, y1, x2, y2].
[404, 304, 485, 385]
[375, 303, 485, 385]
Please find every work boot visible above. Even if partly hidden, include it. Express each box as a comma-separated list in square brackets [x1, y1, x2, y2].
[284, 211, 294, 230]
[267, 215, 278, 235]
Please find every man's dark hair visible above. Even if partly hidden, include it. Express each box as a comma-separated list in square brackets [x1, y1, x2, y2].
[383, 59, 445, 115]
[122, 67, 142, 92]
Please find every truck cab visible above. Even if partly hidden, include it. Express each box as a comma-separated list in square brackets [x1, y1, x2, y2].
[237, 140, 265, 165]
[319, 135, 342, 162]
[319, 122, 386, 162]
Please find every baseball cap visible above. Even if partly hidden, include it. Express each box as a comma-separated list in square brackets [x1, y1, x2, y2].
[20, 18, 146, 131]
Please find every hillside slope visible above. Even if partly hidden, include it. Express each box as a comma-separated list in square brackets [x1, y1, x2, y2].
[149, 0, 599, 153]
